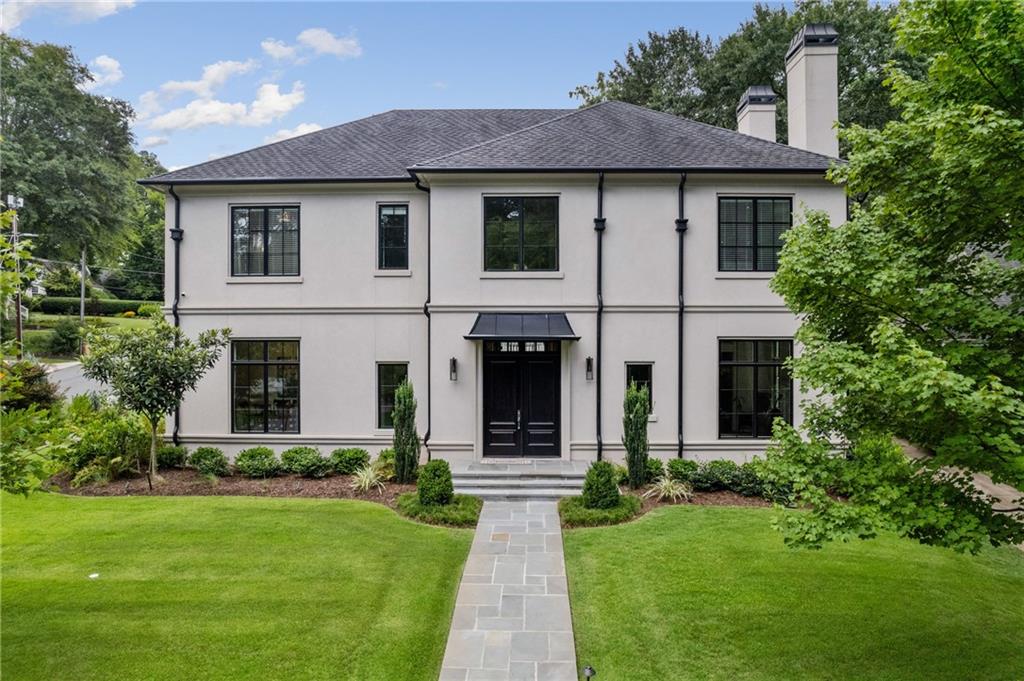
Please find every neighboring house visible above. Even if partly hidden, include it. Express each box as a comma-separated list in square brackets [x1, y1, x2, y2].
[140, 25, 845, 464]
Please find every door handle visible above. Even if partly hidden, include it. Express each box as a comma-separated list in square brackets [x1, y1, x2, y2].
[516, 409, 521, 431]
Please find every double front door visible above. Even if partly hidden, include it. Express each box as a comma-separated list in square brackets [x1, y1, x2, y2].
[483, 341, 561, 457]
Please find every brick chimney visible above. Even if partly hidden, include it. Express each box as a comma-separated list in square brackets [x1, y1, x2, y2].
[785, 24, 839, 157]
[736, 86, 778, 143]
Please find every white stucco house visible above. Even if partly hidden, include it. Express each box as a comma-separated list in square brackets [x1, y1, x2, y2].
[141, 25, 844, 467]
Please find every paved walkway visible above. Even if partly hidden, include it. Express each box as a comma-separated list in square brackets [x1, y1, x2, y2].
[440, 501, 578, 681]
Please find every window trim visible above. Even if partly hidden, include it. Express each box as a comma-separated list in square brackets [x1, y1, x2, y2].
[229, 204, 301, 277]
[230, 338, 301, 434]
[376, 361, 409, 430]
[717, 337, 793, 439]
[717, 196, 792, 273]
[376, 202, 410, 272]
[624, 361, 654, 414]
[482, 195, 560, 273]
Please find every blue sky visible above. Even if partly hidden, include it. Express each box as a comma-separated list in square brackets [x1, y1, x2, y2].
[6, 1, 780, 171]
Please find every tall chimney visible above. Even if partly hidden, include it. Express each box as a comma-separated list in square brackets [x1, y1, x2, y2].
[736, 86, 777, 143]
[785, 24, 839, 157]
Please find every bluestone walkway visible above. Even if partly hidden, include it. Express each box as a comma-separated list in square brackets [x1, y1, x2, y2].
[439, 501, 578, 681]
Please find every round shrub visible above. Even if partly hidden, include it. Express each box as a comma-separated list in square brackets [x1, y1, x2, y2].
[190, 447, 229, 477]
[122, 310, 136, 318]
[645, 458, 665, 483]
[667, 458, 699, 483]
[582, 461, 620, 510]
[691, 459, 741, 492]
[330, 447, 370, 475]
[280, 446, 330, 478]
[137, 303, 162, 318]
[47, 318, 81, 356]
[417, 459, 454, 506]
[157, 444, 188, 469]
[234, 446, 280, 478]
[1, 360, 60, 410]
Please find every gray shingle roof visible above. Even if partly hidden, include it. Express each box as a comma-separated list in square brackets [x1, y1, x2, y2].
[142, 101, 836, 185]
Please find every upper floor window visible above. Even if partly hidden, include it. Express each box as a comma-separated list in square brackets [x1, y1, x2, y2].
[718, 197, 791, 272]
[378, 204, 409, 270]
[484, 196, 558, 272]
[718, 339, 792, 438]
[231, 206, 299, 276]
[232, 339, 300, 433]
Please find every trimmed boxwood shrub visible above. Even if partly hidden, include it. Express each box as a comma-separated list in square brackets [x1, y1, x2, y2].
[157, 444, 188, 469]
[190, 447, 229, 477]
[645, 458, 664, 483]
[417, 459, 454, 506]
[667, 458, 699, 483]
[734, 462, 765, 497]
[330, 447, 370, 475]
[396, 493, 482, 527]
[234, 446, 280, 478]
[691, 459, 741, 492]
[582, 461, 620, 510]
[559, 495, 642, 528]
[280, 446, 330, 478]
[37, 297, 154, 316]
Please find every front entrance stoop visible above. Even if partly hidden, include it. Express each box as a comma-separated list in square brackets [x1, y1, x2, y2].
[450, 461, 589, 502]
[439, 500, 578, 681]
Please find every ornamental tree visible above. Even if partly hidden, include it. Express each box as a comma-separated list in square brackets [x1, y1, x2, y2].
[765, 0, 1024, 553]
[81, 319, 230, 486]
[392, 380, 420, 484]
[622, 381, 650, 489]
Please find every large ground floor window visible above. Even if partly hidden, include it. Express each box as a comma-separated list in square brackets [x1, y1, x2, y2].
[377, 363, 408, 429]
[232, 340, 300, 433]
[718, 339, 792, 438]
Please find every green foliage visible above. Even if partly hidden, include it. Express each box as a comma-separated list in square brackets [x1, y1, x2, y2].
[0, 405, 67, 495]
[1, 360, 60, 411]
[37, 297, 154, 316]
[666, 458, 699, 483]
[41, 266, 90, 298]
[55, 404, 150, 486]
[622, 381, 650, 489]
[351, 463, 386, 495]
[691, 460, 741, 492]
[329, 447, 370, 475]
[396, 493, 482, 527]
[280, 446, 330, 478]
[734, 462, 765, 497]
[766, 0, 1024, 551]
[156, 444, 188, 470]
[642, 476, 693, 503]
[417, 459, 454, 506]
[582, 461, 621, 510]
[136, 303, 162, 318]
[234, 447, 280, 478]
[559, 494, 642, 528]
[47, 318, 81, 356]
[189, 446, 229, 477]
[373, 448, 396, 481]
[614, 463, 629, 486]
[392, 380, 420, 484]
[644, 458, 664, 484]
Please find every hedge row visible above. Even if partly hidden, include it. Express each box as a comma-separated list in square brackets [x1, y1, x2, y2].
[33, 297, 159, 316]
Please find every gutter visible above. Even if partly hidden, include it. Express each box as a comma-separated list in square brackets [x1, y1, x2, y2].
[675, 174, 688, 457]
[168, 185, 184, 445]
[413, 174, 432, 461]
[593, 172, 606, 461]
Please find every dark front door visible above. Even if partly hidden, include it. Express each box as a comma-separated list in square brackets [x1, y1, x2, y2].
[483, 341, 561, 457]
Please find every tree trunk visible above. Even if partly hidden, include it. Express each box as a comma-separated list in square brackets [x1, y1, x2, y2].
[148, 419, 158, 490]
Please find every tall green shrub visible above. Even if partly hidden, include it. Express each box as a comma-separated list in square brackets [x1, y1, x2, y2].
[392, 380, 420, 484]
[418, 459, 454, 506]
[622, 381, 650, 489]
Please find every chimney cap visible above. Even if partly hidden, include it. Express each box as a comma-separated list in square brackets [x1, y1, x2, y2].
[737, 85, 778, 112]
[786, 23, 839, 61]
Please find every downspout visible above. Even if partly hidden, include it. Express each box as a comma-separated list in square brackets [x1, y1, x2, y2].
[675, 174, 688, 458]
[414, 175, 432, 461]
[168, 185, 184, 445]
[593, 172, 606, 461]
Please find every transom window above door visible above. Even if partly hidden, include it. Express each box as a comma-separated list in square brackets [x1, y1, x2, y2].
[231, 206, 299, 276]
[483, 196, 558, 272]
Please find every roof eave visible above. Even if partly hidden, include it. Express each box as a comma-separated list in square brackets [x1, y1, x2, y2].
[408, 166, 835, 175]
[137, 176, 415, 187]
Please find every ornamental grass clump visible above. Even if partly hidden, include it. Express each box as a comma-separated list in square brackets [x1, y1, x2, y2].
[351, 464, 386, 495]
[392, 381, 420, 484]
[622, 381, 650, 489]
[582, 461, 620, 510]
[643, 476, 693, 503]
[417, 459, 454, 506]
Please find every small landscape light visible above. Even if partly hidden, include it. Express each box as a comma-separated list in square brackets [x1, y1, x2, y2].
[583, 665, 596, 678]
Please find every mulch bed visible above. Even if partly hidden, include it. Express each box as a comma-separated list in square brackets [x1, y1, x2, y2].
[50, 469, 417, 509]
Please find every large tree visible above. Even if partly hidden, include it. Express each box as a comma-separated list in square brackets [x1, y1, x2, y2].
[762, 0, 1024, 554]
[0, 36, 137, 261]
[103, 151, 167, 301]
[573, 0, 925, 147]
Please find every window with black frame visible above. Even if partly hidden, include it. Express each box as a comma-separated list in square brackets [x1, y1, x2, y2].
[483, 196, 558, 271]
[232, 340, 300, 433]
[231, 206, 299, 276]
[625, 363, 653, 413]
[718, 197, 791, 272]
[377, 363, 408, 428]
[718, 339, 793, 438]
[378, 204, 409, 270]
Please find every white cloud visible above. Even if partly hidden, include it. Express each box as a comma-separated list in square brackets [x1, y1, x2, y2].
[135, 90, 162, 120]
[264, 122, 322, 143]
[148, 81, 305, 131]
[2, 0, 134, 32]
[261, 38, 296, 61]
[141, 135, 169, 148]
[297, 28, 362, 58]
[81, 54, 122, 92]
[161, 59, 258, 98]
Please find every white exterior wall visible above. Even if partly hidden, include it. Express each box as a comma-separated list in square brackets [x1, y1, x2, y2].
[166, 173, 845, 463]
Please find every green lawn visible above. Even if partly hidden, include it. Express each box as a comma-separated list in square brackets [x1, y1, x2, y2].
[564, 505, 1024, 681]
[2, 493, 472, 681]
[30, 312, 157, 330]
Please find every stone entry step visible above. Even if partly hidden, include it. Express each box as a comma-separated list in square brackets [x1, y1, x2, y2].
[454, 486, 581, 502]
[450, 461, 589, 501]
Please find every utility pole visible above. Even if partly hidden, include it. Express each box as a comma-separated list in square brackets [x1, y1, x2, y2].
[80, 245, 87, 353]
[7, 194, 26, 360]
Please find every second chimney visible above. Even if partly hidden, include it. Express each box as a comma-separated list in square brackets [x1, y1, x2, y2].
[737, 86, 778, 143]
[785, 24, 839, 157]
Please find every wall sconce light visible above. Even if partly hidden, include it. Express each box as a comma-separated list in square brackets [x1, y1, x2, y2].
[449, 357, 458, 381]
[585, 356, 594, 381]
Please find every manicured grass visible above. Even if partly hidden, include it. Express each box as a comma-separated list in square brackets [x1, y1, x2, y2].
[564, 505, 1024, 681]
[2, 493, 472, 680]
[395, 492, 483, 527]
[30, 312, 156, 330]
